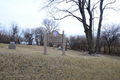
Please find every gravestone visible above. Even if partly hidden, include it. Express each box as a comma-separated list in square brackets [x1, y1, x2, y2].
[58, 46, 62, 50]
[8, 42, 16, 49]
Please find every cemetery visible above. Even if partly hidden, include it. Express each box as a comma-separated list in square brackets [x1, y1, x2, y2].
[0, 43, 120, 80]
[0, 30, 120, 80]
[0, 0, 120, 80]
[0, 28, 119, 80]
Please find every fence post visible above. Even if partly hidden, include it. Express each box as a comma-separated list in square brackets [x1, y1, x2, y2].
[44, 31, 47, 55]
[62, 31, 65, 55]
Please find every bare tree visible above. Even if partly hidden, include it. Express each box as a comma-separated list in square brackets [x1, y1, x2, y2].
[40, 0, 118, 54]
[0, 25, 8, 43]
[34, 27, 45, 46]
[95, 0, 119, 54]
[65, 36, 69, 50]
[42, 18, 60, 33]
[16, 29, 24, 44]
[101, 24, 120, 54]
[9, 22, 19, 42]
[68, 35, 87, 51]
[23, 28, 34, 45]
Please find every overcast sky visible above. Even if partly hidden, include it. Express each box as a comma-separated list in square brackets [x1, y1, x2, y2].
[0, 0, 120, 36]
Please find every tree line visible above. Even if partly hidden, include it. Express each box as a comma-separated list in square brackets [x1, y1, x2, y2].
[67, 24, 120, 55]
[0, 19, 60, 45]
[0, 21, 120, 55]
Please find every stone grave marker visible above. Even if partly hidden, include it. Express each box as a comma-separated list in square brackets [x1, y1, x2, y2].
[8, 42, 16, 49]
[58, 46, 62, 50]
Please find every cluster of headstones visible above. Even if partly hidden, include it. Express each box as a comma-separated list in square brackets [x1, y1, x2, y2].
[8, 42, 16, 49]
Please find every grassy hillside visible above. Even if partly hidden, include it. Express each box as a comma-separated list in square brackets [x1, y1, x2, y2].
[0, 44, 120, 80]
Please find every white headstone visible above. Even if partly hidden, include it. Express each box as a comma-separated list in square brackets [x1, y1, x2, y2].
[58, 46, 62, 50]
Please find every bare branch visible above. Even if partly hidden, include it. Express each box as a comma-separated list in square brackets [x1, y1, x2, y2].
[49, 11, 72, 20]
[71, 0, 79, 6]
[103, 0, 116, 11]
[91, 1, 100, 12]
[41, 0, 64, 10]
[105, 7, 118, 12]
[42, 19, 60, 33]
[87, 0, 92, 29]
[65, 10, 82, 22]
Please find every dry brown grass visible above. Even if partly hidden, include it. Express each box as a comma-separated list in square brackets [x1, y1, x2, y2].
[0, 44, 120, 80]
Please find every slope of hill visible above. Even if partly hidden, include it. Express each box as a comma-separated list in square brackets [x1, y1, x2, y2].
[0, 44, 120, 80]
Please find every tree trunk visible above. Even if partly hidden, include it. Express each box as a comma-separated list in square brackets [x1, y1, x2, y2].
[95, 20, 102, 54]
[108, 43, 112, 54]
[36, 39, 38, 45]
[104, 44, 105, 53]
[95, 2, 103, 54]
[85, 29, 94, 54]
[17, 38, 20, 44]
[79, 0, 94, 54]
[40, 41, 43, 46]
[108, 45, 111, 54]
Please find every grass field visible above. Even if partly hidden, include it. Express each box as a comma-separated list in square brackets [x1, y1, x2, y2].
[0, 44, 120, 80]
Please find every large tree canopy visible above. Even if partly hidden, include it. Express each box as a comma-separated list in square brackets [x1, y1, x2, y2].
[40, 0, 119, 54]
